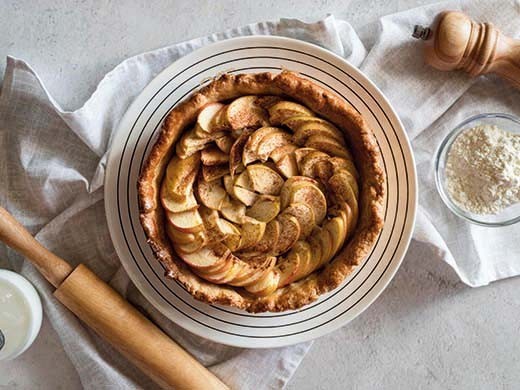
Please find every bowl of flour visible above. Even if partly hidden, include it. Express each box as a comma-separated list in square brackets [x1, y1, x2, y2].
[435, 113, 520, 227]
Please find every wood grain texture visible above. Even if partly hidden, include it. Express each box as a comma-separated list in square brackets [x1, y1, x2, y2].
[54, 265, 229, 390]
[423, 11, 520, 89]
[0, 206, 72, 287]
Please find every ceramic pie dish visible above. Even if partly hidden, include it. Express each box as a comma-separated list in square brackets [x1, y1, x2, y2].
[104, 35, 416, 347]
[137, 71, 385, 312]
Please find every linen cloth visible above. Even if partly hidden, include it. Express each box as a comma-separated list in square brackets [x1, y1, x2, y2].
[1, 0, 520, 389]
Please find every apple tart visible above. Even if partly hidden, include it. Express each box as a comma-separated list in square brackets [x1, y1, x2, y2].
[138, 71, 385, 312]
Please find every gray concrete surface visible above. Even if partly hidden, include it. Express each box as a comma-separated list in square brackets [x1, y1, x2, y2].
[2, 1, 520, 389]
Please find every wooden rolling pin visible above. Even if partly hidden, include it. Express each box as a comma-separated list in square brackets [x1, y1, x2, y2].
[0, 206, 228, 390]
[412, 10, 520, 89]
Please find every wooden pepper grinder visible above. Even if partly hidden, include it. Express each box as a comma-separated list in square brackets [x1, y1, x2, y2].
[412, 10, 520, 89]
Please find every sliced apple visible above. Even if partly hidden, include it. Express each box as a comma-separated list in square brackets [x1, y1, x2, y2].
[293, 121, 345, 146]
[330, 157, 358, 179]
[324, 216, 347, 259]
[246, 195, 280, 223]
[176, 128, 214, 158]
[293, 147, 318, 166]
[268, 101, 315, 125]
[175, 243, 228, 270]
[276, 251, 301, 287]
[161, 186, 198, 213]
[229, 129, 252, 177]
[196, 102, 225, 133]
[166, 223, 196, 245]
[245, 270, 280, 296]
[162, 154, 200, 201]
[256, 130, 292, 161]
[285, 183, 327, 224]
[229, 256, 276, 287]
[291, 240, 312, 281]
[247, 219, 280, 253]
[196, 255, 242, 284]
[214, 135, 234, 154]
[298, 150, 330, 178]
[307, 230, 323, 274]
[232, 186, 258, 206]
[328, 172, 359, 224]
[218, 218, 242, 251]
[317, 227, 334, 268]
[314, 160, 335, 183]
[236, 217, 266, 251]
[282, 115, 334, 131]
[225, 96, 269, 130]
[242, 127, 281, 166]
[269, 144, 298, 163]
[275, 153, 299, 179]
[282, 202, 315, 238]
[305, 135, 351, 159]
[165, 209, 203, 234]
[273, 214, 301, 255]
[234, 170, 254, 190]
[201, 145, 229, 166]
[196, 177, 227, 210]
[246, 164, 284, 195]
[335, 168, 359, 198]
[220, 198, 246, 224]
[201, 164, 228, 182]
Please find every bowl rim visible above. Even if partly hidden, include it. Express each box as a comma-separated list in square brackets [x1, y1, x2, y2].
[434, 112, 520, 227]
[0, 269, 43, 360]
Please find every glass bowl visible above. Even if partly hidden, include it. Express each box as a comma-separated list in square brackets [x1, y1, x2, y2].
[435, 113, 520, 227]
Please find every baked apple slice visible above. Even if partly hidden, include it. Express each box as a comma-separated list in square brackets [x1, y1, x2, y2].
[276, 251, 301, 287]
[195, 102, 225, 134]
[275, 153, 299, 178]
[176, 128, 215, 158]
[196, 177, 227, 210]
[293, 121, 345, 146]
[242, 126, 281, 166]
[256, 130, 292, 161]
[166, 209, 204, 234]
[268, 101, 315, 125]
[246, 195, 281, 223]
[229, 255, 276, 287]
[298, 150, 330, 178]
[201, 164, 228, 182]
[161, 188, 198, 213]
[273, 214, 301, 255]
[244, 270, 280, 296]
[328, 172, 359, 224]
[201, 145, 229, 166]
[161, 154, 200, 201]
[175, 243, 229, 270]
[269, 144, 298, 163]
[214, 135, 234, 154]
[220, 198, 246, 224]
[246, 219, 280, 253]
[237, 217, 266, 251]
[323, 215, 347, 260]
[229, 129, 252, 177]
[282, 202, 315, 238]
[291, 240, 312, 281]
[246, 164, 284, 195]
[305, 135, 351, 159]
[225, 96, 268, 130]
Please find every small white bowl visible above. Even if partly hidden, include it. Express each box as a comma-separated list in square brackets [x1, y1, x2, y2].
[0, 269, 43, 360]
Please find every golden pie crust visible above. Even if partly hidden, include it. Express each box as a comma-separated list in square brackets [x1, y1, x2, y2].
[138, 71, 385, 312]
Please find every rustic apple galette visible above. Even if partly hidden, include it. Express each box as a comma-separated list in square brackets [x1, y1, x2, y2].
[138, 71, 385, 312]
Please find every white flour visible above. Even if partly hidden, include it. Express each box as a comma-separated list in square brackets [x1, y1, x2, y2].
[445, 124, 520, 215]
